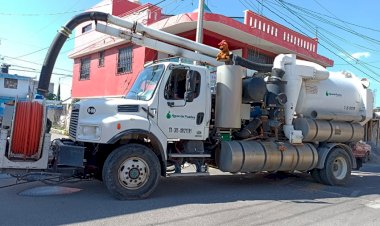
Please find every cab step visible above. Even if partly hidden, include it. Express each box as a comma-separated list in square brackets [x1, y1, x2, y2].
[167, 172, 209, 177]
[168, 153, 211, 158]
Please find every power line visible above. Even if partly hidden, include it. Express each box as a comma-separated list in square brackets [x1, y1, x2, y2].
[267, 0, 380, 78]
[10, 64, 73, 77]
[66, 0, 175, 58]
[277, 0, 380, 45]
[264, 0, 380, 53]
[3, 55, 73, 73]
[15, 33, 85, 59]
[335, 60, 380, 65]
[275, 1, 376, 64]
[253, 0, 380, 83]
[4, 0, 183, 85]
[15, 47, 50, 59]
[238, 0, 259, 13]
[282, 1, 380, 33]
[0, 3, 112, 16]
[312, 0, 340, 22]
[264, 0, 380, 52]
[272, 0, 380, 83]
[13, 0, 171, 60]
[9, 64, 39, 71]
[10, 68, 72, 77]
[26, 0, 82, 40]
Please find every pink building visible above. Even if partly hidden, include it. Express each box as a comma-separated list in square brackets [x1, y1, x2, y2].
[69, 0, 333, 98]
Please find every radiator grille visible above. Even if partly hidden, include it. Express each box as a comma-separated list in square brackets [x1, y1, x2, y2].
[69, 107, 79, 139]
[117, 105, 139, 112]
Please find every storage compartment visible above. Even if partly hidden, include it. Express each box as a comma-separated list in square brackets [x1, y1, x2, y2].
[55, 139, 85, 168]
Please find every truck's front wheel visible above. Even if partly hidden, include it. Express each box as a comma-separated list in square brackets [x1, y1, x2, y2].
[102, 144, 161, 200]
[320, 148, 351, 186]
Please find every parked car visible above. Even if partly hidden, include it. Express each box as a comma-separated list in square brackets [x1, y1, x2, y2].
[352, 141, 372, 169]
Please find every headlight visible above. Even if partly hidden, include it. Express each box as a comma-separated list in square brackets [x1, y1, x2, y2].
[78, 125, 101, 140]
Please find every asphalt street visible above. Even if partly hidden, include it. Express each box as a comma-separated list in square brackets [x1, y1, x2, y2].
[1, 162, 380, 226]
[0, 134, 378, 225]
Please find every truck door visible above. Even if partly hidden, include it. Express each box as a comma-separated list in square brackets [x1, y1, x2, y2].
[157, 66, 209, 140]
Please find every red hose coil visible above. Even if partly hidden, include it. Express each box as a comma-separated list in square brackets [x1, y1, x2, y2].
[10, 101, 44, 158]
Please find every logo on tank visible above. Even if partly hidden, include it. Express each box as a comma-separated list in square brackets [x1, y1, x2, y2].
[325, 91, 342, 97]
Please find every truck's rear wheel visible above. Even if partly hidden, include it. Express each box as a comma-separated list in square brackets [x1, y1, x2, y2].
[320, 148, 351, 185]
[102, 144, 161, 200]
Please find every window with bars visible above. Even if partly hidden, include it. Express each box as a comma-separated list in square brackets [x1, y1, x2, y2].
[117, 46, 133, 74]
[247, 48, 274, 64]
[80, 58, 90, 80]
[4, 78, 18, 89]
[98, 51, 105, 67]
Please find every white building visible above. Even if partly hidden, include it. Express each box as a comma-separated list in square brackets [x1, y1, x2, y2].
[0, 72, 54, 116]
[0, 73, 32, 98]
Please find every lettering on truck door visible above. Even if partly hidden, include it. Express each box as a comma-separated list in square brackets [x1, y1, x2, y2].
[157, 66, 207, 140]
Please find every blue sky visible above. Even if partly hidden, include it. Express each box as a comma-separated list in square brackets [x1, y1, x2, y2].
[0, 0, 379, 106]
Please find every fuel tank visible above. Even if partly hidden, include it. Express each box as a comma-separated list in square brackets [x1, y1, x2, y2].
[218, 141, 318, 173]
[294, 118, 364, 143]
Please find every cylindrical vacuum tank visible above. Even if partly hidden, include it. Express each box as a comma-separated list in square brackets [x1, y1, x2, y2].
[218, 141, 318, 173]
[215, 65, 243, 129]
[293, 118, 364, 142]
[295, 71, 367, 122]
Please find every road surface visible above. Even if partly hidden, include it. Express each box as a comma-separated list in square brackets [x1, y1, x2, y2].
[1, 162, 380, 225]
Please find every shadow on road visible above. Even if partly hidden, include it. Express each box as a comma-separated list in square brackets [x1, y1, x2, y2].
[1, 163, 379, 225]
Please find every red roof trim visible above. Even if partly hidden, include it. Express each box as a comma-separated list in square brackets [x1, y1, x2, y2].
[151, 12, 333, 66]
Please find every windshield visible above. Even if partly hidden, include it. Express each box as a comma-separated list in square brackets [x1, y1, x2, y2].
[126, 64, 165, 100]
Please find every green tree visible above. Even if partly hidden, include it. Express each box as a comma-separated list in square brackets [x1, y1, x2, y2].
[46, 93, 57, 100]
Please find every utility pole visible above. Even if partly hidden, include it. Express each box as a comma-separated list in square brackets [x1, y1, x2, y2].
[194, 0, 205, 65]
[57, 77, 61, 101]
[0, 38, 3, 66]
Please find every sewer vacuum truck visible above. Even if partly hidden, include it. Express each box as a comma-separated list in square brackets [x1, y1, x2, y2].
[0, 12, 373, 200]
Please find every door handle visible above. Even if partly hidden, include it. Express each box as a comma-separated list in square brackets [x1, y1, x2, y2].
[167, 102, 174, 107]
[196, 112, 204, 125]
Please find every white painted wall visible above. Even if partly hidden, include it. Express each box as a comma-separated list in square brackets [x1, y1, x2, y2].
[0, 77, 31, 98]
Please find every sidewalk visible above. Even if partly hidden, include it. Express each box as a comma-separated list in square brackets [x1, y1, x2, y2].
[50, 130, 68, 141]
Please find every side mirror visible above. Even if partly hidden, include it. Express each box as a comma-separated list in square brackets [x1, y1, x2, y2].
[185, 71, 196, 102]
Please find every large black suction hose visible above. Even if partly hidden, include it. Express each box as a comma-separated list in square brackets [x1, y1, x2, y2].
[231, 54, 273, 72]
[37, 11, 109, 96]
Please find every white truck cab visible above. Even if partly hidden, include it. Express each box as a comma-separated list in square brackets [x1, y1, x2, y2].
[72, 62, 211, 155]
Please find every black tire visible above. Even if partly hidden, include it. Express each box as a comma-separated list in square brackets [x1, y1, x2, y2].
[320, 148, 351, 186]
[364, 152, 370, 163]
[355, 158, 363, 170]
[310, 169, 322, 183]
[102, 143, 161, 200]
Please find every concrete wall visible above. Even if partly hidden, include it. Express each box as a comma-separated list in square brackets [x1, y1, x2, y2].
[0, 77, 31, 98]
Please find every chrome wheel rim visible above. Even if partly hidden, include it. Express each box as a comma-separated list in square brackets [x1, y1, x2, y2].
[118, 157, 149, 190]
[332, 156, 348, 180]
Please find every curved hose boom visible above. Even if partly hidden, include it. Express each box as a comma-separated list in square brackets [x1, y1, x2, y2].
[38, 12, 109, 96]
[38, 11, 274, 96]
